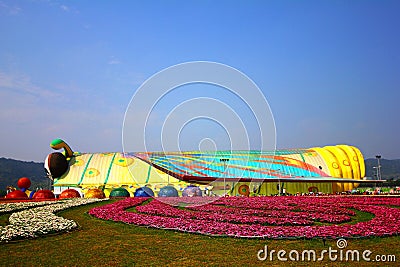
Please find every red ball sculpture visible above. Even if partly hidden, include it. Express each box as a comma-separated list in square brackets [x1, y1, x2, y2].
[6, 190, 28, 199]
[59, 189, 81, 199]
[33, 189, 55, 199]
[17, 177, 31, 189]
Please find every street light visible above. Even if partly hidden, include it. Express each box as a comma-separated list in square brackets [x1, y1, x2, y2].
[220, 158, 229, 196]
[373, 167, 378, 178]
[373, 166, 378, 188]
[375, 155, 382, 180]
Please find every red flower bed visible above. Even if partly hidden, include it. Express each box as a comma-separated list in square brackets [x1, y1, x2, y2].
[88, 196, 400, 239]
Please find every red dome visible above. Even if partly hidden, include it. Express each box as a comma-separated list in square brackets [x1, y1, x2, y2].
[59, 189, 81, 199]
[33, 189, 55, 199]
[6, 190, 28, 199]
[17, 177, 31, 189]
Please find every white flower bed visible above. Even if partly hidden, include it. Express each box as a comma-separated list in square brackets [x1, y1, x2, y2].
[0, 201, 55, 214]
[0, 198, 105, 243]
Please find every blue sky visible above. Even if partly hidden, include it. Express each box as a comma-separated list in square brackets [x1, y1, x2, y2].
[0, 0, 399, 161]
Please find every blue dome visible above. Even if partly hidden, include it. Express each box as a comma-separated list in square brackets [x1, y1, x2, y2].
[134, 187, 154, 197]
[158, 186, 179, 197]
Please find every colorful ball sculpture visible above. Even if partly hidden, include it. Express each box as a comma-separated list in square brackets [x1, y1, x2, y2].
[17, 177, 31, 189]
[59, 189, 81, 199]
[29, 190, 36, 199]
[109, 187, 130, 198]
[238, 184, 250, 197]
[158, 185, 179, 197]
[134, 187, 154, 197]
[33, 189, 55, 199]
[182, 185, 202, 197]
[85, 188, 106, 199]
[6, 190, 28, 199]
[308, 186, 318, 193]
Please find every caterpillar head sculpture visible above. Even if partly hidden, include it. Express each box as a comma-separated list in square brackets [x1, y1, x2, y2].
[44, 139, 73, 180]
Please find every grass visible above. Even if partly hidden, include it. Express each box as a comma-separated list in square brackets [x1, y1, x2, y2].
[313, 209, 375, 226]
[0, 213, 10, 226]
[0, 200, 398, 266]
[347, 209, 375, 225]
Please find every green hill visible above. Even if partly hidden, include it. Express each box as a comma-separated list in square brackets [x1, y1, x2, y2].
[0, 157, 49, 192]
[364, 158, 400, 181]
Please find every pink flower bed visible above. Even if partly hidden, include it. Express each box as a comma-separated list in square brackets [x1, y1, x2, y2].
[88, 196, 400, 239]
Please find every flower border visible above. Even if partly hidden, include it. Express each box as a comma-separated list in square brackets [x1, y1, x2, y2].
[1, 198, 106, 243]
[89, 196, 400, 239]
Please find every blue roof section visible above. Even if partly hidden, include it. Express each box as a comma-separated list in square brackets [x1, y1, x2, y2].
[132, 150, 327, 181]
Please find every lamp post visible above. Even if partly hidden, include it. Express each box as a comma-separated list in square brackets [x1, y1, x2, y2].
[373, 166, 378, 188]
[220, 158, 229, 196]
[375, 155, 382, 180]
[373, 167, 378, 179]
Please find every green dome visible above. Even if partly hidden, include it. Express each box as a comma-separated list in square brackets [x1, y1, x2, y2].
[109, 187, 130, 198]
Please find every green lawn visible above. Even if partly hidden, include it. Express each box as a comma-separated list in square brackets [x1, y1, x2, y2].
[0, 213, 11, 226]
[0, 200, 398, 266]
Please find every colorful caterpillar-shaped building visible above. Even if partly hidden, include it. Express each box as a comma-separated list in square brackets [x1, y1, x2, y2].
[45, 139, 366, 196]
